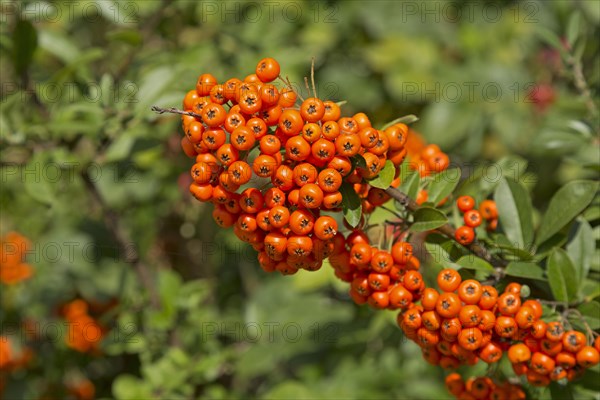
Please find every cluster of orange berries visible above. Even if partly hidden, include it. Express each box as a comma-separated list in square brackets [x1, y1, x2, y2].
[445, 373, 527, 400]
[0, 336, 34, 397]
[62, 299, 105, 354]
[176, 58, 598, 398]
[401, 135, 452, 205]
[0, 232, 33, 285]
[65, 377, 95, 400]
[328, 239, 420, 308]
[410, 143, 451, 179]
[507, 322, 600, 387]
[396, 268, 599, 396]
[455, 196, 498, 246]
[0, 336, 32, 371]
[179, 57, 424, 273]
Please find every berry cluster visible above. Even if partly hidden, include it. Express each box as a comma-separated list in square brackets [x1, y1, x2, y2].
[176, 58, 598, 399]
[0, 336, 32, 372]
[445, 373, 527, 400]
[398, 270, 599, 397]
[62, 299, 105, 354]
[507, 322, 600, 387]
[0, 232, 33, 285]
[331, 240, 419, 308]
[410, 143, 450, 178]
[455, 196, 498, 246]
[180, 58, 420, 274]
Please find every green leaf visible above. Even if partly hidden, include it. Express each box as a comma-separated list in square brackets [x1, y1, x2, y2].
[398, 170, 420, 201]
[339, 182, 362, 228]
[105, 135, 136, 162]
[106, 29, 143, 46]
[547, 248, 578, 303]
[537, 180, 599, 245]
[367, 160, 395, 189]
[534, 130, 587, 155]
[495, 244, 535, 261]
[113, 375, 152, 400]
[494, 178, 534, 250]
[13, 19, 38, 75]
[410, 207, 448, 232]
[505, 262, 546, 280]
[22, 156, 56, 205]
[536, 27, 568, 58]
[350, 154, 367, 170]
[424, 234, 463, 265]
[427, 167, 461, 205]
[456, 256, 494, 273]
[577, 301, 600, 329]
[567, 218, 594, 285]
[381, 114, 419, 130]
[549, 381, 574, 400]
[582, 278, 600, 300]
[566, 11, 582, 48]
[134, 66, 177, 114]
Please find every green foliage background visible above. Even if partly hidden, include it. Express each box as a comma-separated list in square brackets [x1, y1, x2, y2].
[0, 1, 599, 399]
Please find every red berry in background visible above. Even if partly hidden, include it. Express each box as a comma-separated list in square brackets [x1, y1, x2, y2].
[528, 83, 556, 112]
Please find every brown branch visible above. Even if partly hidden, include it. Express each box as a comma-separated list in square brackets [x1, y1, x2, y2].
[385, 187, 506, 269]
[151, 105, 202, 119]
[567, 54, 599, 123]
[81, 170, 160, 309]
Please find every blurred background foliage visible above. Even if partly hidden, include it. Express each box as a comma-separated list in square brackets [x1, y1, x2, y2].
[0, 0, 598, 399]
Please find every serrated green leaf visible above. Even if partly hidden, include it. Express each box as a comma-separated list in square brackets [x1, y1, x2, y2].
[567, 218, 594, 285]
[537, 180, 599, 245]
[495, 177, 534, 250]
[368, 160, 395, 189]
[339, 182, 362, 228]
[547, 248, 578, 303]
[427, 167, 461, 205]
[505, 262, 546, 280]
[456, 256, 494, 273]
[13, 19, 38, 75]
[410, 207, 448, 232]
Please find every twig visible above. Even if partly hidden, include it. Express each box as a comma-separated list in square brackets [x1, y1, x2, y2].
[567, 54, 599, 123]
[538, 299, 585, 308]
[304, 77, 311, 98]
[310, 57, 317, 98]
[81, 170, 160, 309]
[381, 205, 404, 219]
[277, 76, 305, 102]
[151, 105, 202, 119]
[385, 186, 505, 268]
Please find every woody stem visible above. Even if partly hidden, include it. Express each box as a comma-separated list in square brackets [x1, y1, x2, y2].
[385, 186, 506, 269]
